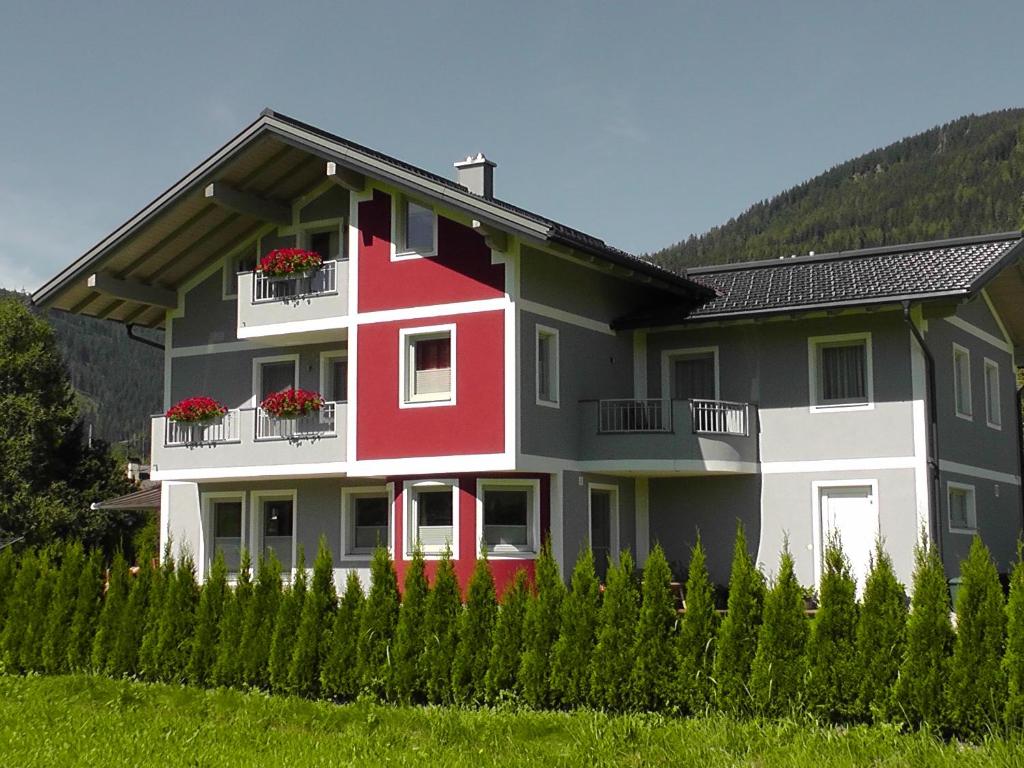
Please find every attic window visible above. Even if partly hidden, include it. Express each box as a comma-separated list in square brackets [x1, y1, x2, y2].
[394, 197, 437, 258]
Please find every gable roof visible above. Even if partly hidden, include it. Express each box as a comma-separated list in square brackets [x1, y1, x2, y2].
[32, 109, 711, 326]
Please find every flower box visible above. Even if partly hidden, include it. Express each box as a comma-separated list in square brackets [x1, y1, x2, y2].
[256, 248, 323, 279]
[260, 388, 324, 419]
[166, 396, 228, 424]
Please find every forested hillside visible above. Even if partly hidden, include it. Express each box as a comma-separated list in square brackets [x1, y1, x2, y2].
[650, 109, 1024, 271]
[1, 289, 161, 454]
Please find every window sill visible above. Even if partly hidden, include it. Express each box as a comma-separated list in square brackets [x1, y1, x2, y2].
[949, 526, 978, 535]
[391, 249, 437, 262]
[401, 397, 455, 409]
[955, 411, 974, 422]
[536, 397, 560, 409]
[986, 420, 1003, 431]
[809, 401, 874, 413]
[485, 548, 539, 560]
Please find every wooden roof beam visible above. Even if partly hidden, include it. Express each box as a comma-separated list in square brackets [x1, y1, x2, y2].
[325, 161, 366, 192]
[203, 181, 290, 224]
[87, 272, 177, 309]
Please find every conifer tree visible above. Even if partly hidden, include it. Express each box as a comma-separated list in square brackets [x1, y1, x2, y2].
[107, 556, 153, 677]
[137, 546, 173, 680]
[154, 553, 200, 683]
[1004, 542, 1024, 731]
[712, 523, 765, 715]
[946, 537, 1006, 739]
[20, 548, 54, 672]
[590, 551, 640, 711]
[518, 541, 565, 709]
[188, 549, 229, 687]
[91, 551, 129, 673]
[355, 545, 401, 699]
[0, 546, 15, 632]
[485, 569, 529, 703]
[452, 550, 498, 705]
[239, 553, 282, 689]
[269, 550, 307, 693]
[550, 547, 601, 708]
[630, 544, 678, 712]
[288, 537, 337, 698]
[0, 548, 39, 671]
[66, 549, 104, 671]
[855, 541, 907, 721]
[675, 537, 717, 715]
[805, 536, 860, 722]
[212, 549, 253, 688]
[42, 541, 85, 674]
[421, 550, 462, 704]
[894, 539, 954, 730]
[321, 570, 365, 702]
[389, 546, 429, 703]
[748, 545, 808, 718]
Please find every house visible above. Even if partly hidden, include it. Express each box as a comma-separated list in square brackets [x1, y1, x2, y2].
[34, 110, 1024, 592]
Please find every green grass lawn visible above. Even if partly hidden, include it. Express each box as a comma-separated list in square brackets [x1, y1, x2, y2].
[1, 675, 1022, 767]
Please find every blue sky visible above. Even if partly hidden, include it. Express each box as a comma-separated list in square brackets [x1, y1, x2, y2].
[1, 1, 1021, 291]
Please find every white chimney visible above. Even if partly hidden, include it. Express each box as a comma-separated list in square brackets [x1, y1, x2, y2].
[454, 153, 496, 199]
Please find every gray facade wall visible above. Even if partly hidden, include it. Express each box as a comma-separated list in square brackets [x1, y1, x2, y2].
[172, 269, 238, 348]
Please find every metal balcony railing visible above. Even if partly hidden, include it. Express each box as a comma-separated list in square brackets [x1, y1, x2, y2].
[252, 260, 338, 303]
[165, 410, 241, 446]
[690, 399, 749, 436]
[598, 399, 672, 433]
[256, 402, 337, 440]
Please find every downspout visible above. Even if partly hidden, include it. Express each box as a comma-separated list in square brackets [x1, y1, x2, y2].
[902, 301, 943, 561]
[126, 323, 165, 351]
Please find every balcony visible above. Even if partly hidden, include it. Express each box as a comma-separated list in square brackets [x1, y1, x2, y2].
[579, 398, 758, 473]
[152, 403, 346, 479]
[237, 260, 349, 341]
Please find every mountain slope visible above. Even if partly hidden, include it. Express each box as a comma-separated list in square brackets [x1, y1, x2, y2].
[650, 109, 1024, 271]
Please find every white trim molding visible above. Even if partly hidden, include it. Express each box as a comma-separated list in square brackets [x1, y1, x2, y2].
[983, 357, 1002, 430]
[946, 480, 978, 534]
[946, 315, 1013, 355]
[517, 298, 616, 337]
[390, 192, 439, 261]
[535, 323, 560, 408]
[340, 485, 390, 560]
[357, 297, 508, 326]
[398, 323, 457, 409]
[404, 478, 460, 559]
[938, 459, 1021, 486]
[807, 331, 874, 413]
[475, 477, 542, 559]
[152, 461, 348, 482]
[320, 349, 349, 405]
[952, 342, 973, 421]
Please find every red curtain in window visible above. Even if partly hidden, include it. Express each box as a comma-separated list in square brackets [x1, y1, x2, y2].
[416, 338, 451, 371]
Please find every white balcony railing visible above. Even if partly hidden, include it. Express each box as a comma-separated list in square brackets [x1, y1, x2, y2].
[690, 399, 749, 436]
[598, 399, 672, 433]
[256, 402, 338, 441]
[164, 410, 241, 446]
[252, 260, 338, 303]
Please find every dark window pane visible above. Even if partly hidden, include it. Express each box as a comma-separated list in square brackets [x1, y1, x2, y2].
[355, 496, 388, 527]
[264, 500, 293, 536]
[309, 230, 338, 261]
[419, 490, 453, 526]
[405, 201, 434, 252]
[415, 337, 451, 371]
[484, 490, 528, 527]
[590, 490, 612, 581]
[820, 343, 866, 402]
[673, 353, 716, 400]
[261, 361, 295, 399]
[330, 359, 347, 402]
[214, 501, 242, 538]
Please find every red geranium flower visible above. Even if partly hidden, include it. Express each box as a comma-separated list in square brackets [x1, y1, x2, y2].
[166, 396, 228, 423]
[260, 388, 324, 418]
[255, 248, 323, 277]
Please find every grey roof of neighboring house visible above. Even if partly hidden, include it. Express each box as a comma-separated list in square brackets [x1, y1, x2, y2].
[677, 232, 1024, 320]
[91, 483, 161, 511]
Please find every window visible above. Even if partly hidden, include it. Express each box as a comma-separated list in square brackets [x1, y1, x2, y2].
[407, 481, 458, 556]
[321, 353, 348, 404]
[204, 493, 245, 577]
[305, 227, 341, 262]
[663, 348, 718, 401]
[536, 326, 559, 406]
[401, 326, 455, 406]
[255, 493, 295, 573]
[948, 482, 977, 533]
[953, 345, 972, 419]
[394, 197, 437, 257]
[984, 358, 1001, 429]
[257, 358, 297, 402]
[342, 487, 390, 556]
[809, 334, 873, 410]
[478, 480, 540, 556]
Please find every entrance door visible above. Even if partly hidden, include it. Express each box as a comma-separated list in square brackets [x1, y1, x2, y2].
[590, 487, 616, 582]
[819, 485, 877, 595]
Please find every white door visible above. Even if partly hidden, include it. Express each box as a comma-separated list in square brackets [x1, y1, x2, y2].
[819, 485, 877, 595]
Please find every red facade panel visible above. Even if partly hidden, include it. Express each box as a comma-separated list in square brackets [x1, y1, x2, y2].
[357, 190, 504, 313]
[392, 474, 550, 596]
[355, 311, 505, 460]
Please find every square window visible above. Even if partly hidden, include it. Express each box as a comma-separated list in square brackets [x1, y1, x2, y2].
[954, 345, 972, 418]
[984, 359, 1001, 428]
[259, 360, 297, 400]
[809, 334, 872, 409]
[536, 327, 559, 406]
[408, 483, 456, 555]
[948, 484, 977, 532]
[403, 329, 454, 405]
[396, 198, 436, 256]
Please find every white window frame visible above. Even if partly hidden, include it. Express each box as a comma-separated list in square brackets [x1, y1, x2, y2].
[476, 478, 542, 559]
[810, 479, 879, 590]
[398, 324, 456, 408]
[300, 219, 346, 263]
[984, 357, 1001, 430]
[404, 479, 460, 559]
[953, 343, 973, 421]
[251, 489, 299, 579]
[660, 346, 720, 401]
[808, 332, 874, 412]
[390, 194, 438, 261]
[201, 491, 248, 580]
[340, 485, 390, 559]
[587, 482, 620, 565]
[319, 350, 349, 405]
[252, 354, 300, 408]
[535, 324, 560, 408]
[947, 481, 978, 534]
